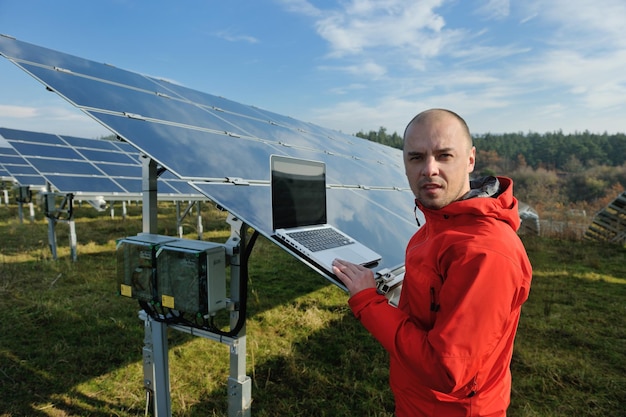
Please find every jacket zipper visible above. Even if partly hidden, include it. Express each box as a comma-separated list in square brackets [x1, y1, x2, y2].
[430, 287, 440, 312]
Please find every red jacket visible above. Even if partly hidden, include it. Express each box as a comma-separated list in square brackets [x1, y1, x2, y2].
[349, 177, 532, 416]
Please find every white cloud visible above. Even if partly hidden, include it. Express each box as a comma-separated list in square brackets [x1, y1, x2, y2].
[276, 0, 321, 17]
[0, 104, 108, 138]
[319, 60, 387, 78]
[307, 95, 433, 136]
[524, 0, 626, 49]
[328, 83, 367, 95]
[519, 12, 538, 24]
[0, 104, 38, 118]
[214, 30, 259, 44]
[513, 48, 626, 109]
[280, 0, 626, 135]
[476, 0, 510, 20]
[306, 1, 447, 57]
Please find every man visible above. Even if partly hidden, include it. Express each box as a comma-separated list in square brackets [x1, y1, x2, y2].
[333, 109, 532, 416]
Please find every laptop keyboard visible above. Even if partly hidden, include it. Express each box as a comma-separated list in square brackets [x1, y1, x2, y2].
[286, 228, 353, 252]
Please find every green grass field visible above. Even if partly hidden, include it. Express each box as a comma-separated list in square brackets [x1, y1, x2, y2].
[0, 201, 624, 416]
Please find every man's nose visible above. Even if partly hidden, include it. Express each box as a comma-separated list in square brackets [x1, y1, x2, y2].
[422, 157, 438, 177]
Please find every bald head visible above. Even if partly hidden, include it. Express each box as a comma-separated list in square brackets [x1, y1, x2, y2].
[403, 108, 473, 151]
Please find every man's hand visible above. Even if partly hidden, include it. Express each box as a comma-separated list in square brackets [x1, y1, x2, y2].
[332, 258, 377, 297]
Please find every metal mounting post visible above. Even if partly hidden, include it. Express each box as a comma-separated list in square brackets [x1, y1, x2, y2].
[225, 213, 252, 417]
[141, 156, 172, 417]
[196, 200, 203, 240]
[174, 200, 204, 239]
[15, 185, 32, 224]
[44, 191, 58, 260]
[42, 188, 77, 261]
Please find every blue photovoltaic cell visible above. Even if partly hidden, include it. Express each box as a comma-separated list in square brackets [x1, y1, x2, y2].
[44, 174, 126, 194]
[10, 175, 45, 187]
[167, 181, 200, 196]
[94, 163, 141, 178]
[27, 158, 102, 176]
[78, 148, 137, 164]
[62, 135, 117, 150]
[0, 153, 22, 165]
[10, 141, 83, 160]
[113, 178, 141, 194]
[0, 36, 418, 277]
[7, 164, 40, 175]
[0, 128, 65, 145]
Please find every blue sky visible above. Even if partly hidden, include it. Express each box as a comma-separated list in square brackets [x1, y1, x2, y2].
[1, 0, 626, 142]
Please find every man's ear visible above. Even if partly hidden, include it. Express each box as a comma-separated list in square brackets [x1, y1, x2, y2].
[468, 146, 476, 173]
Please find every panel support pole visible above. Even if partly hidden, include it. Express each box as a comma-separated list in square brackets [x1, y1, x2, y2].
[196, 200, 203, 240]
[225, 214, 252, 417]
[141, 156, 172, 417]
[44, 189, 58, 260]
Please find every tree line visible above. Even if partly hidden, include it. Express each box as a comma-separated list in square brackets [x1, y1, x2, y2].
[356, 128, 626, 217]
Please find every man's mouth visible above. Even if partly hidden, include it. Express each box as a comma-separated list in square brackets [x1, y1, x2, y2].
[421, 182, 442, 190]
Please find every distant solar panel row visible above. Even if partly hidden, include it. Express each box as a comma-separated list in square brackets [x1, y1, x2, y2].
[584, 192, 626, 244]
[0, 35, 417, 272]
[0, 127, 202, 198]
[0, 144, 45, 187]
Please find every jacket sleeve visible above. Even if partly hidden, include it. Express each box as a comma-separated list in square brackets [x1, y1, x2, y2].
[349, 243, 529, 394]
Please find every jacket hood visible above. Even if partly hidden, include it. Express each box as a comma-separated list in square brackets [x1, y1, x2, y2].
[417, 176, 521, 231]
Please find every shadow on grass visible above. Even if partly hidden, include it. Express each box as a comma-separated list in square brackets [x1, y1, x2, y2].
[0, 251, 146, 416]
[167, 307, 395, 417]
[0, 235, 337, 416]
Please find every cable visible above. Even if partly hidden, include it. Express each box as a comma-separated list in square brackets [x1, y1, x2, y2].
[209, 228, 259, 337]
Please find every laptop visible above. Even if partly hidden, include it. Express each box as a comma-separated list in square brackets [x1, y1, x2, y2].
[270, 154, 381, 275]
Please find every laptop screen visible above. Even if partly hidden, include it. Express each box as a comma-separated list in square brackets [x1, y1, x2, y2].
[271, 155, 327, 230]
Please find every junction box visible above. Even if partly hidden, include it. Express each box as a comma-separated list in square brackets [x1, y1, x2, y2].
[116, 234, 227, 316]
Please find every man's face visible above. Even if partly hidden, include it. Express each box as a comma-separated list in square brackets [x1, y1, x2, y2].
[403, 114, 475, 210]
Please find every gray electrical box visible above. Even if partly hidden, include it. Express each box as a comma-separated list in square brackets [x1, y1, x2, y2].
[116, 234, 227, 317]
[116, 234, 177, 303]
[156, 239, 227, 316]
[16, 186, 32, 203]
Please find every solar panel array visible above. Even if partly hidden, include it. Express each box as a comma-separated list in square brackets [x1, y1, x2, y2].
[0, 164, 10, 181]
[0, 127, 204, 200]
[0, 35, 418, 274]
[0, 148, 14, 181]
[0, 144, 46, 187]
[584, 191, 626, 244]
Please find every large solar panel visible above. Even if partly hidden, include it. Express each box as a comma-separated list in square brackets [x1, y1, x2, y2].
[0, 127, 204, 200]
[0, 35, 418, 276]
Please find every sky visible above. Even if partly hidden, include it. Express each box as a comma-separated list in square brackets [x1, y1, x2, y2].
[1, 0, 626, 142]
